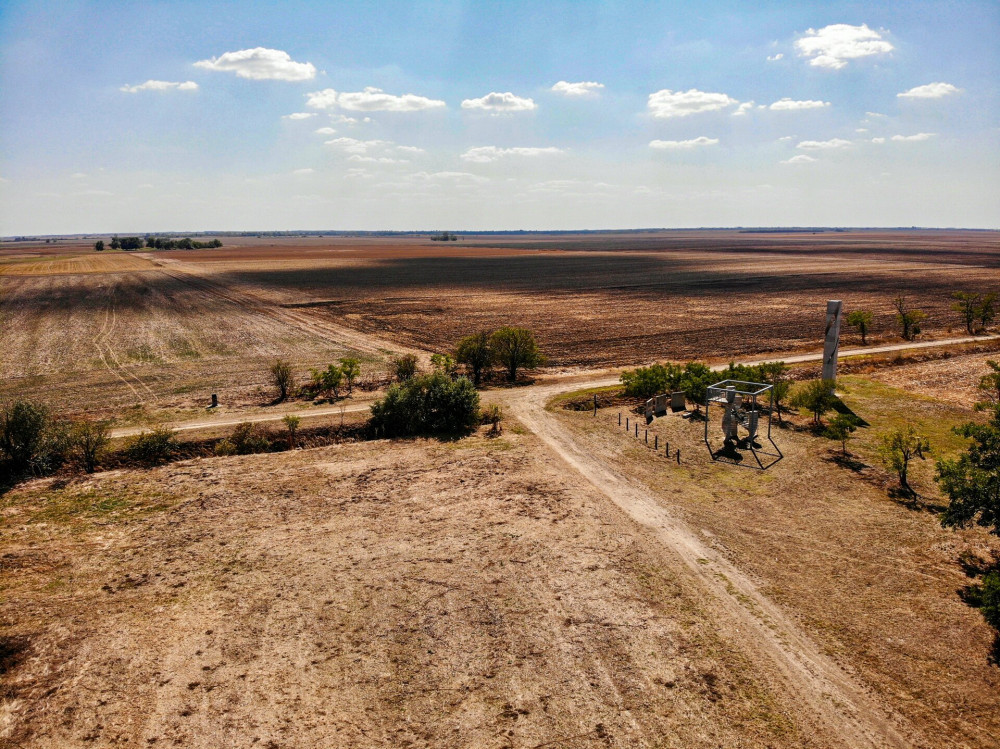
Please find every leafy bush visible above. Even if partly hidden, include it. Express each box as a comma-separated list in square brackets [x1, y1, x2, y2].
[124, 427, 178, 466]
[482, 403, 503, 436]
[339, 357, 361, 394]
[227, 422, 272, 454]
[620, 362, 683, 398]
[71, 418, 112, 473]
[680, 362, 713, 412]
[370, 373, 480, 437]
[938, 403, 1000, 535]
[790, 379, 838, 425]
[0, 400, 69, 476]
[392, 354, 419, 382]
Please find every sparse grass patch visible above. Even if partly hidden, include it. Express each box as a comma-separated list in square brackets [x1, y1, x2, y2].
[1, 480, 175, 528]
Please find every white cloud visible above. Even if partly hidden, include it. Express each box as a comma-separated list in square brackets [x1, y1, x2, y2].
[293, 168, 315, 175]
[856, 128, 868, 133]
[409, 171, 489, 184]
[315, 127, 337, 135]
[329, 114, 360, 124]
[891, 133, 936, 142]
[767, 53, 784, 61]
[871, 137, 886, 144]
[649, 137, 719, 149]
[348, 155, 406, 164]
[782, 154, 817, 164]
[396, 146, 426, 155]
[460, 146, 564, 163]
[283, 112, 315, 120]
[120, 80, 198, 93]
[194, 47, 316, 81]
[647, 89, 738, 118]
[769, 98, 830, 111]
[324, 137, 389, 154]
[461, 92, 537, 112]
[550, 80, 604, 97]
[796, 138, 852, 150]
[305, 87, 444, 112]
[865, 111, 886, 118]
[898, 82, 961, 99]
[732, 101, 756, 117]
[794, 24, 893, 69]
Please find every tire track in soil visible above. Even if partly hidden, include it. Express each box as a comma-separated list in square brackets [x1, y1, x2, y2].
[100, 298, 158, 402]
[91, 290, 144, 403]
[139, 255, 428, 364]
[504, 381, 916, 749]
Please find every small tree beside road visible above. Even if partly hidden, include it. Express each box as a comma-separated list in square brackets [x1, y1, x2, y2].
[790, 379, 838, 425]
[893, 295, 925, 341]
[490, 327, 544, 383]
[455, 332, 494, 387]
[846, 309, 874, 345]
[270, 359, 295, 402]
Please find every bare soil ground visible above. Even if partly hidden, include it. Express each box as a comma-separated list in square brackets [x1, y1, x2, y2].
[155, 230, 1000, 368]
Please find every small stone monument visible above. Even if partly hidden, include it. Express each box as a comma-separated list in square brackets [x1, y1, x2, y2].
[655, 394, 668, 416]
[670, 391, 686, 412]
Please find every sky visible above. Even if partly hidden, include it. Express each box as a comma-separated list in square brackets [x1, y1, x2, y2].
[1, 0, 998, 234]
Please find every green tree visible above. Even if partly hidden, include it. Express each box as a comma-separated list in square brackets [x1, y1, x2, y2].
[71, 418, 111, 473]
[454, 331, 494, 387]
[490, 327, 544, 383]
[824, 413, 861, 455]
[431, 353, 458, 377]
[845, 309, 874, 344]
[937, 405, 1000, 536]
[94, 240, 105, 252]
[977, 293, 997, 332]
[790, 379, 838, 425]
[322, 364, 344, 399]
[370, 372, 480, 437]
[977, 360, 1000, 409]
[110, 235, 121, 250]
[952, 291, 981, 335]
[893, 295, 925, 341]
[270, 359, 295, 402]
[878, 425, 930, 495]
[123, 427, 177, 467]
[758, 361, 791, 423]
[339, 357, 361, 394]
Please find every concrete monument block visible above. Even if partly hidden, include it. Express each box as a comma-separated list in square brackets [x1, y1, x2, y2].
[670, 391, 686, 412]
[655, 394, 667, 415]
[822, 300, 843, 383]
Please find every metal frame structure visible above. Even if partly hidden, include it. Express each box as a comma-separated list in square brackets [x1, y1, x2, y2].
[704, 379, 783, 469]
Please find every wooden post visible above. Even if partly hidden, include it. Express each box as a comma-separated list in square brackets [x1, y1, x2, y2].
[593, 394, 598, 416]
[665, 442, 669, 457]
[644, 429, 648, 444]
[626, 417, 629, 430]
[654, 435, 658, 450]
[618, 412, 621, 426]
[676, 449, 681, 465]
[635, 423, 638, 437]
[210, 393, 218, 408]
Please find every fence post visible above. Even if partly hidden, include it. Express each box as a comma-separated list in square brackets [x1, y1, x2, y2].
[618, 412, 621, 426]
[644, 429, 648, 444]
[676, 449, 681, 465]
[594, 394, 598, 416]
[626, 417, 629, 431]
[654, 435, 658, 450]
[635, 423, 638, 437]
[665, 441, 669, 457]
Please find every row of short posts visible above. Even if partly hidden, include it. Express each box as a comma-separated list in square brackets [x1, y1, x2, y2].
[619, 411, 680, 464]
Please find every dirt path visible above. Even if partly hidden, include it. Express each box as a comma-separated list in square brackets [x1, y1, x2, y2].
[503, 382, 915, 749]
[110, 401, 374, 438]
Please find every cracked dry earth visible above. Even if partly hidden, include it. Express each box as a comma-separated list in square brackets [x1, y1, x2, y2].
[3, 430, 806, 749]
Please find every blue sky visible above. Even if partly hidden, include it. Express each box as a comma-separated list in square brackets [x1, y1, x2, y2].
[1, 0, 997, 233]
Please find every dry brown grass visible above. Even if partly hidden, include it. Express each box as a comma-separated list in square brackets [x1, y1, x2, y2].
[1, 430, 804, 748]
[0, 252, 156, 276]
